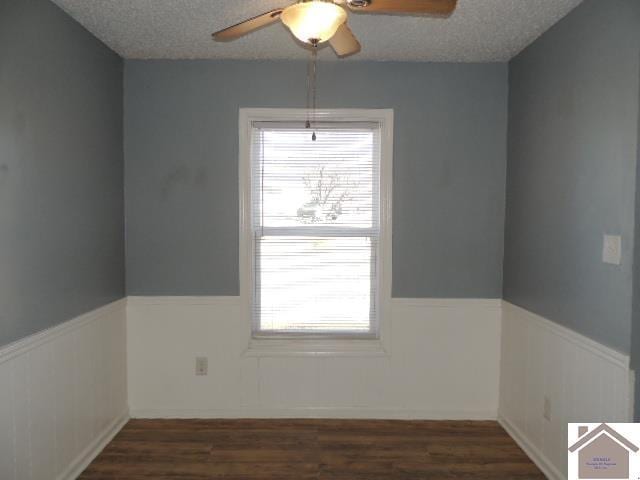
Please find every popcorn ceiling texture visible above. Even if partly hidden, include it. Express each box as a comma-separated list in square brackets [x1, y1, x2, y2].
[51, 0, 583, 61]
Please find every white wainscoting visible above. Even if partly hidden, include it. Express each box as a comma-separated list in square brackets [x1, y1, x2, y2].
[0, 300, 129, 480]
[499, 301, 634, 480]
[127, 297, 502, 420]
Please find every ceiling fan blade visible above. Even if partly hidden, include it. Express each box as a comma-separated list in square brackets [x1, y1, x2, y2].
[212, 9, 284, 41]
[348, 0, 457, 16]
[330, 23, 361, 58]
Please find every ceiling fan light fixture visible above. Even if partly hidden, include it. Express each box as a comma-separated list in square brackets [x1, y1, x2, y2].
[347, 0, 371, 8]
[281, 1, 347, 45]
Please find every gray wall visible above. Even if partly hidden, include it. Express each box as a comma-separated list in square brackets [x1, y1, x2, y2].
[633, 28, 640, 422]
[124, 60, 508, 298]
[0, 0, 125, 346]
[633, 81, 640, 420]
[504, 0, 640, 354]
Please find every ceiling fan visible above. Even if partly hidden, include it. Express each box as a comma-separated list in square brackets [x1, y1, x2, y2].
[212, 0, 458, 58]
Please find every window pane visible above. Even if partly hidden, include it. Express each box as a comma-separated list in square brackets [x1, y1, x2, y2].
[256, 236, 376, 334]
[254, 128, 378, 228]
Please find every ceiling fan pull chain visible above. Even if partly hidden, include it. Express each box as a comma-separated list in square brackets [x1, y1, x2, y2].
[311, 45, 318, 141]
[305, 45, 318, 141]
[306, 47, 312, 131]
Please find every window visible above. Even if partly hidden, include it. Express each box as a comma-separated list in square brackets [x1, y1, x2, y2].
[240, 109, 392, 343]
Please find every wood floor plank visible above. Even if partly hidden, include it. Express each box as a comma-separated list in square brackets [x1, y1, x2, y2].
[79, 419, 545, 480]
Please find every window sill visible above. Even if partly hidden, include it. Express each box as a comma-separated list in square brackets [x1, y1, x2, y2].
[243, 338, 388, 358]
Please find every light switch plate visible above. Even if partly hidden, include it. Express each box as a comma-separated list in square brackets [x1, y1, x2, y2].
[602, 234, 622, 265]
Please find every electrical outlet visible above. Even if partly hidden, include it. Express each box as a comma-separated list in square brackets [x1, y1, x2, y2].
[543, 396, 551, 421]
[195, 356, 208, 376]
[602, 234, 622, 265]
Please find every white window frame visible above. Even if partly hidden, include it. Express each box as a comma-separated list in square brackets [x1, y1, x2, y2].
[239, 108, 393, 356]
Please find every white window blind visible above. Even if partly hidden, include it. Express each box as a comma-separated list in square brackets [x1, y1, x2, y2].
[251, 121, 381, 337]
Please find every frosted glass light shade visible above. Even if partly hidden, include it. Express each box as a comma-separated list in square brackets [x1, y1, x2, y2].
[281, 1, 347, 44]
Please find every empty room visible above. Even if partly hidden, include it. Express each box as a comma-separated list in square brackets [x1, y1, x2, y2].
[1, 0, 640, 479]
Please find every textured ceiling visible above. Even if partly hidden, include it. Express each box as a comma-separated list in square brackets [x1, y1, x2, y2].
[51, 0, 583, 62]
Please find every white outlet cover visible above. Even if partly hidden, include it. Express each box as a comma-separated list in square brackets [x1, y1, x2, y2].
[543, 396, 551, 421]
[602, 234, 622, 265]
[195, 357, 208, 376]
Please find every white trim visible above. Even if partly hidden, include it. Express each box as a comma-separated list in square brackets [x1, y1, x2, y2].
[392, 298, 502, 309]
[498, 415, 565, 480]
[502, 301, 629, 369]
[239, 108, 395, 124]
[125, 296, 500, 309]
[238, 108, 394, 353]
[0, 299, 127, 365]
[244, 338, 387, 357]
[56, 411, 129, 480]
[126, 296, 501, 309]
[130, 407, 497, 421]
[127, 296, 241, 307]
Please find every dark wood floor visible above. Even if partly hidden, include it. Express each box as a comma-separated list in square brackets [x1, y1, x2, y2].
[80, 419, 545, 479]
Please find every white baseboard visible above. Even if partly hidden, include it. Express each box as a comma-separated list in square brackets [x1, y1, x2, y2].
[499, 414, 565, 480]
[130, 407, 497, 420]
[57, 411, 129, 480]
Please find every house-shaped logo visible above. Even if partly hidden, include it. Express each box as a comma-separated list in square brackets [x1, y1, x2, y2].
[568, 424, 639, 479]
